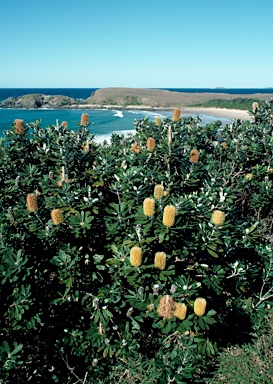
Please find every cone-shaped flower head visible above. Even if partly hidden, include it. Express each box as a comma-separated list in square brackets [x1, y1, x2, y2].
[173, 302, 187, 320]
[246, 173, 253, 180]
[221, 141, 228, 150]
[172, 108, 181, 122]
[147, 137, 156, 151]
[189, 149, 199, 163]
[154, 252, 166, 270]
[61, 121, 68, 127]
[130, 143, 141, 153]
[194, 297, 207, 316]
[26, 193, 38, 212]
[130, 246, 142, 267]
[163, 205, 176, 227]
[154, 184, 164, 200]
[155, 116, 161, 126]
[14, 119, 24, 134]
[80, 113, 89, 125]
[51, 209, 64, 225]
[211, 210, 225, 226]
[143, 198, 155, 217]
[157, 295, 175, 319]
[252, 101, 259, 112]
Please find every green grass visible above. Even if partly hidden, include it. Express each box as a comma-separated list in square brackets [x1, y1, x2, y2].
[189, 97, 257, 110]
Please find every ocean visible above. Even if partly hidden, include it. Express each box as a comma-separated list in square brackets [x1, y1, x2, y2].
[1, 88, 271, 143]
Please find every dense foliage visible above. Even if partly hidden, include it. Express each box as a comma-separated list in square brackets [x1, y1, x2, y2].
[0, 101, 273, 383]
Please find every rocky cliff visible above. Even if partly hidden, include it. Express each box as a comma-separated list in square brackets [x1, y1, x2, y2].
[0, 94, 79, 109]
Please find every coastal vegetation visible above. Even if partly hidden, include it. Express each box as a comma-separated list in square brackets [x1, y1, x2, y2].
[190, 97, 259, 111]
[0, 101, 273, 383]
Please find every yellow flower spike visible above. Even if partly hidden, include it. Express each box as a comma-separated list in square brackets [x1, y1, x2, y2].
[174, 302, 187, 320]
[155, 117, 161, 126]
[130, 143, 141, 153]
[26, 193, 38, 212]
[221, 141, 228, 150]
[252, 101, 259, 112]
[80, 113, 89, 125]
[172, 108, 181, 122]
[14, 119, 25, 134]
[189, 149, 199, 163]
[245, 173, 253, 180]
[163, 205, 176, 227]
[143, 198, 155, 217]
[51, 209, 64, 225]
[211, 210, 225, 226]
[147, 137, 156, 151]
[194, 297, 207, 317]
[154, 184, 164, 200]
[154, 252, 166, 270]
[130, 246, 142, 267]
[157, 295, 175, 319]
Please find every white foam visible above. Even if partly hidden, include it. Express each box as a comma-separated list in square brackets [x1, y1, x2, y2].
[113, 110, 123, 118]
[94, 129, 135, 144]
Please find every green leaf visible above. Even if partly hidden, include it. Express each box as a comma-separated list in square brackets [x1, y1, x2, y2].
[207, 248, 219, 258]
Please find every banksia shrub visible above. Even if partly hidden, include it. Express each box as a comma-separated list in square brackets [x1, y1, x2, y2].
[80, 113, 89, 125]
[194, 297, 207, 316]
[154, 252, 166, 270]
[51, 209, 64, 225]
[130, 246, 142, 267]
[173, 302, 187, 320]
[211, 210, 225, 226]
[143, 198, 155, 217]
[26, 193, 38, 212]
[147, 137, 156, 151]
[173, 108, 181, 122]
[154, 184, 164, 200]
[189, 149, 199, 163]
[130, 143, 141, 153]
[14, 119, 24, 134]
[155, 116, 161, 126]
[163, 205, 176, 227]
[157, 295, 175, 319]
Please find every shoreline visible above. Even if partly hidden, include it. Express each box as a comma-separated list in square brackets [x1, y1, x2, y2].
[0, 105, 252, 121]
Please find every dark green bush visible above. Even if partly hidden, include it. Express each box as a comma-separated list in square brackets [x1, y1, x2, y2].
[0, 101, 273, 383]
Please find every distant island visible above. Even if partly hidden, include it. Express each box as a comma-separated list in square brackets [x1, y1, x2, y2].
[1, 87, 273, 112]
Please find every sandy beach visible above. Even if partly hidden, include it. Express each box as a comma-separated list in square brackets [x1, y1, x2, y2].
[77, 104, 252, 121]
[181, 107, 252, 120]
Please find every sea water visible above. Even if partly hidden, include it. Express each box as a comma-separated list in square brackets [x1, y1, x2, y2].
[0, 108, 176, 143]
[2, 87, 270, 142]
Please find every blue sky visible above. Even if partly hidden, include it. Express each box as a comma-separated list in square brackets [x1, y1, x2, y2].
[1, 0, 272, 88]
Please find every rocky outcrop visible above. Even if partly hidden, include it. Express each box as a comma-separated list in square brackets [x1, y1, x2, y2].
[0, 94, 79, 109]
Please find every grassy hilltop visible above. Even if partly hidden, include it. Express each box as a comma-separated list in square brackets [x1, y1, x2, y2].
[84, 87, 273, 110]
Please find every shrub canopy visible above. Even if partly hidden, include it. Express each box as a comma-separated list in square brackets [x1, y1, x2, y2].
[1, 101, 273, 383]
